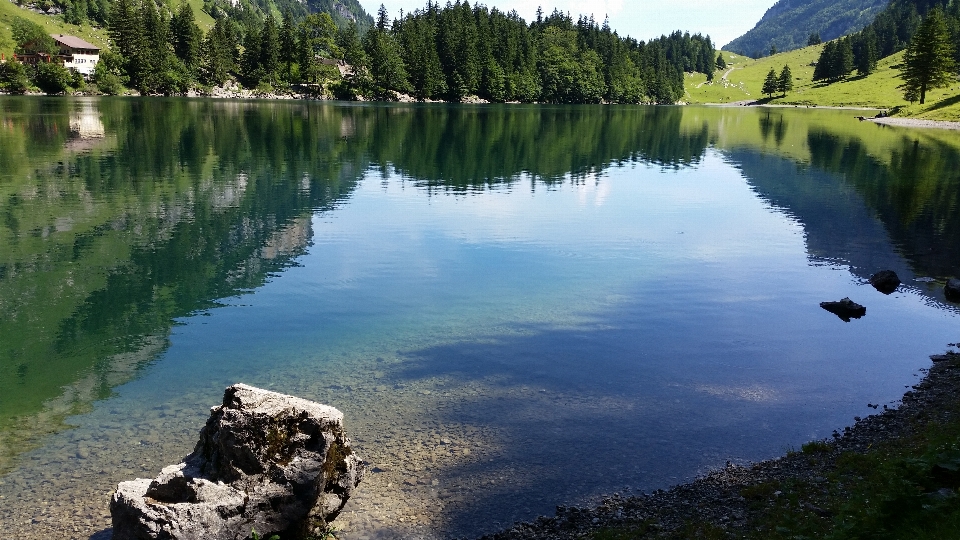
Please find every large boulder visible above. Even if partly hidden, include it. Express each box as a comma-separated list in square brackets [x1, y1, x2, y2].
[820, 297, 866, 322]
[868, 270, 900, 295]
[111, 384, 364, 540]
[945, 279, 960, 302]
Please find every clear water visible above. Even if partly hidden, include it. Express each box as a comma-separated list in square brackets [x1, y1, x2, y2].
[1, 98, 958, 539]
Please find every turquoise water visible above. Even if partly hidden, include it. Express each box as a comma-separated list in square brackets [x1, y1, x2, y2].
[0, 98, 958, 539]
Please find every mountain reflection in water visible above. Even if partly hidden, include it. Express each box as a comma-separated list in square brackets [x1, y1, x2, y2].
[0, 98, 958, 540]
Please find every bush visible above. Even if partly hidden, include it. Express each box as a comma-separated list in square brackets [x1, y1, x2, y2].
[33, 62, 74, 94]
[0, 60, 31, 94]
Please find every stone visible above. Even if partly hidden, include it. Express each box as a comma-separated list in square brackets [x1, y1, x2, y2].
[931, 352, 960, 363]
[111, 384, 364, 540]
[945, 279, 960, 302]
[868, 270, 900, 294]
[819, 298, 866, 322]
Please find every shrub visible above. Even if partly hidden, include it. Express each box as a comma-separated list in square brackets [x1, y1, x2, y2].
[0, 60, 31, 94]
[33, 62, 73, 94]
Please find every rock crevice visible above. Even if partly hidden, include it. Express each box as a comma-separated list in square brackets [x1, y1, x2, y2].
[111, 384, 364, 540]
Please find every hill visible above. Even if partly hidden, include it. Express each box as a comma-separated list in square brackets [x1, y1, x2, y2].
[685, 45, 960, 121]
[0, 0, 371, 58]
[724, 0, 887, 57]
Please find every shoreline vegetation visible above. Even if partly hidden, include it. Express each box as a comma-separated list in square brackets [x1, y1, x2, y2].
[481, 347, 960, 540]
[4, 0, 960, 126]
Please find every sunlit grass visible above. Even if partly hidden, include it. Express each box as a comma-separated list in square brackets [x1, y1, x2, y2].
[686, 44, 960, 121]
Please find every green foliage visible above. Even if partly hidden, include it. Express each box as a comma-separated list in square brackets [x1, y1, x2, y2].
[899, 7, 955, 104]
[171, 2, 203, 77]
[777, 64, 793, 94]
[0, 59, 30, 93]
[249, 529, 280, 540]
[32, 61, 73, 93]
[725, 0, 887, 57]
[10, 16, 56, 54]
[538, 26, 604, 103]
[762, 67, 778, 96]
[362, 5, 411, 99]
[814, 37, 854, 81]
[716, 52, 727, 70]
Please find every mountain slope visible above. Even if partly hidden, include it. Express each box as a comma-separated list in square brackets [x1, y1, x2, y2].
[724, 0, 887, 57]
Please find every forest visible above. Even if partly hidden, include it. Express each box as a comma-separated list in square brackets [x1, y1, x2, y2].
[812, 0, 960, 82]
[0, 0, 718, 104]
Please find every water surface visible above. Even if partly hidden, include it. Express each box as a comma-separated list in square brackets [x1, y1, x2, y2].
[0, 98, 958, 539]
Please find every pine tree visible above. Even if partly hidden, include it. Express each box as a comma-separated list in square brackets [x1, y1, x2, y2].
[279, 11, 297, 78]
[813, 41, 834, 81]
[170, 3, 202, 79]
[777, 65, 792, 96]
[762, 68, 778, 97]
[259, 17, 280, 85]
[716, 53, 726, 71]
[900, 7, 956, 105]
[363, 5, 411, 98]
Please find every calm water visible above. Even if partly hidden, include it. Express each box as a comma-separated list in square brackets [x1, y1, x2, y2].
[1, 98, 959, 539]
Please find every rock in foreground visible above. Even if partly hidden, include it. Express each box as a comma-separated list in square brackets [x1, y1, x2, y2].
[819, 297, 866, 322]
[868, 270, 900, 294]
[111, 383, 364, 540]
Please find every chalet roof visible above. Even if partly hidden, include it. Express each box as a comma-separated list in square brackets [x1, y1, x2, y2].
[51, 34, 100, 51]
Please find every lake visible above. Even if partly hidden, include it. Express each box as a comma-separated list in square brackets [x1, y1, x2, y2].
[0, 97, 958, 540]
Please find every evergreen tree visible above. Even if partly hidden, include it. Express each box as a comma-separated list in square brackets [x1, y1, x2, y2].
[280, 11, 297, 78]
[108, 0, 137, 69]
[170, 2, 202, 79]
[200, 18, 235, 86]
[716, 52, 726, 71]
[240, 26, 263, 87]
[807, 32, 821, 46]
[853, 26, 878, 76]
[777, 64, 792, 95]
[259, 16, 281, 85]
[762, 67, 778, 97]
[396, 11, 446, 100]
[813, 41, 835, 81]
[363, 5, 411, 98]
[900, 7, 956, 104]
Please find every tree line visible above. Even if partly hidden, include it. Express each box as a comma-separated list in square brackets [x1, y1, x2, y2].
[2, 0, 719, 104]
[809, 1, 957, 104]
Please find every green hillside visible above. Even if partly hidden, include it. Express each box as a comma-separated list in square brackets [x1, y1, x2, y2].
[685, 45, 960, 120]
[0, 1, 109, 58]
[724, 0, 887, 57]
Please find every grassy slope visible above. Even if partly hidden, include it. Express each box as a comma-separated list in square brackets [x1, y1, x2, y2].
[685, 45, 960, 120]
[0, 0, 214, 59]
[0, 1, 109, 57]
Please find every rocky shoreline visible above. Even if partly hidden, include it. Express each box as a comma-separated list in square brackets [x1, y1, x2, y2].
[479, 348, 960, 540]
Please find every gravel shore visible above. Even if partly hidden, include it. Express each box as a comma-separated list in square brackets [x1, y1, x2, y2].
[480, 350, 960, 540]
[870, 117, 960, 130]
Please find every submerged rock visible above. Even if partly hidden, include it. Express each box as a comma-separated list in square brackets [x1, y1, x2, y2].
[111, 383, 364, 540]
[820, 298, 866, 322]
[868, 270, 901, 295]
[945, 279, 960, 302]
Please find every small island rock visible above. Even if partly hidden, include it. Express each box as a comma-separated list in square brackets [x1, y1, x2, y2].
[820, 298, 866, 322]
[945, 279, 960, 302]
[868, 270, 901, 294]
[111, 383, 364, 540]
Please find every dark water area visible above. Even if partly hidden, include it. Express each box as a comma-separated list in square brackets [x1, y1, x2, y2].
[0, 98, 958, 539]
